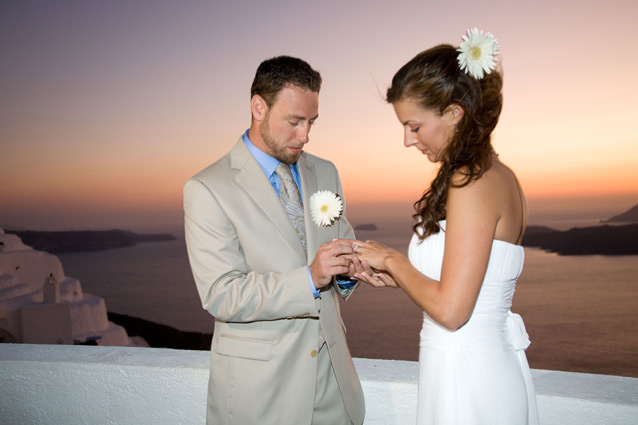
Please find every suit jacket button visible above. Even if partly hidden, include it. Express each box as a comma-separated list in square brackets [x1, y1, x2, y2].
[310, 350, 317, 358]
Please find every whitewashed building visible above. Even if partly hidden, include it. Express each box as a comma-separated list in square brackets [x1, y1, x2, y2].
[0, 228, 144, 346]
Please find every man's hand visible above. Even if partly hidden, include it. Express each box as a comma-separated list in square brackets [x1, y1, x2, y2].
[310, 240, 354, 289]
[340, 239, 400, 289]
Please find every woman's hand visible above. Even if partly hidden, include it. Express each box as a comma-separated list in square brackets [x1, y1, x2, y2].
[350, 240, 398, 271]
[356, 269, 400, 288]
[346, 239, 401, 288]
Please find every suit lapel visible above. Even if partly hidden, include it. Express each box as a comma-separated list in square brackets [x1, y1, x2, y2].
[230, 139, 307, 263]
[298, 154, 317, 262]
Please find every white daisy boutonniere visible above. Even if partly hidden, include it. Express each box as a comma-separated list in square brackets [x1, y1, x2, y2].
[457, 28, 500, 79]
[310, 190, 343, 227]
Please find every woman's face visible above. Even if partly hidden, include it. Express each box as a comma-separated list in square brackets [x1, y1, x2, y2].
[392, 98, 459, 162]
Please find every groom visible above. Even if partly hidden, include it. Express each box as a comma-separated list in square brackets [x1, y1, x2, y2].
[183, 56, 365, 425]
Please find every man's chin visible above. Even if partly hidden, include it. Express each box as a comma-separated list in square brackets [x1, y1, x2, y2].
[278, 152, 303, 164]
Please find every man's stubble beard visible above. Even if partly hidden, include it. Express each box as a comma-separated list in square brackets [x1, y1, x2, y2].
[260, 111, 302, 165]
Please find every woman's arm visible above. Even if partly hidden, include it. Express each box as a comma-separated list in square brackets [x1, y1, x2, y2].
[354, 176, 500, 330]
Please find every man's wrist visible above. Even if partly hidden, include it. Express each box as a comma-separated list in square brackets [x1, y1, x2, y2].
[307, 267, 321, 298]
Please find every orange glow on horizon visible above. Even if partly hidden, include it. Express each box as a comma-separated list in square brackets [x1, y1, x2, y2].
[2, 1, 638, 231]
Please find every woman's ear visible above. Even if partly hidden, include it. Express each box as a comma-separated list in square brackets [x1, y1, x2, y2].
[251, 95, 267, 121]
[446, 104, 465, 124]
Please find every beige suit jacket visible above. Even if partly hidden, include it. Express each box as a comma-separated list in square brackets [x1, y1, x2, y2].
[183, 137, 365, 425]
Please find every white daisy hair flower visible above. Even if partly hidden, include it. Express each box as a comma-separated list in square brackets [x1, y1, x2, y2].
[310, 190, 343, 227]
[457, 28, 500, 79]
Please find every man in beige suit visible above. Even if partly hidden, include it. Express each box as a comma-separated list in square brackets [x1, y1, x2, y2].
[184, 56, 365, 425]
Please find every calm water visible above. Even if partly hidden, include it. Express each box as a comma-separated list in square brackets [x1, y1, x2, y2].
[59, 237, 215, 333]
[57, 214, 638, 335]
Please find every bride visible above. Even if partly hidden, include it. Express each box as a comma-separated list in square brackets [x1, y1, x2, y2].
[350, 29, 539, 424]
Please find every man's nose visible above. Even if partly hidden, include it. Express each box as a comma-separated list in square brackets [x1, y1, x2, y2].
[298, 123, 310, 143]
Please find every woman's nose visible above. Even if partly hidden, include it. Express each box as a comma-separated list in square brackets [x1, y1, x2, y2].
[404, 130, 417, 147]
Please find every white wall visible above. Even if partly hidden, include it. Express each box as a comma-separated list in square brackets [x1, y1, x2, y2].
[1, 344, 637, 425]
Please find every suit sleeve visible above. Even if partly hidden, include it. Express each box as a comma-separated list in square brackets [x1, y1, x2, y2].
[334, 167, 360, 300]
[183, 178, 318, 323]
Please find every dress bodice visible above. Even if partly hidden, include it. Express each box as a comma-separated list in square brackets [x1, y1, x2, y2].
[409, 220, 525, 277]
[409, 221, 530, 351]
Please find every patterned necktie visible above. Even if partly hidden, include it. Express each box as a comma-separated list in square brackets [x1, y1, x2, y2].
[275, 163, 307, 254]
[276, 164, 324, 348]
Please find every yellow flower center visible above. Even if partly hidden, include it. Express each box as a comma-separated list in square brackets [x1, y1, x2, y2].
[320, 204, 329, 213]
[471, 47, 482, 60]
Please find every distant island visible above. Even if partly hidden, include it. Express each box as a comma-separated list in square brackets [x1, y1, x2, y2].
[354, 223, 378, 231]
[522, 223, 638, 255]
[522, 203, 638, 255]
[601, 203, 638, 223]
[6, 229, 176, 253]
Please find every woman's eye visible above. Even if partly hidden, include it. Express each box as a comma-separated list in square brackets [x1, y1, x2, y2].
[410, 127, 420, 133]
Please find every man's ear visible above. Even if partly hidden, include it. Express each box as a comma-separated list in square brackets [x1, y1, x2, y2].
[251, 95, 267, 121]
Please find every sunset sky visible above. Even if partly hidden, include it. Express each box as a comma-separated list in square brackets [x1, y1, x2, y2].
[2, 0, 637, 232]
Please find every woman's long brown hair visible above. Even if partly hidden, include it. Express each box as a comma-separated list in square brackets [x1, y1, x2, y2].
[386, 45, 503, 240]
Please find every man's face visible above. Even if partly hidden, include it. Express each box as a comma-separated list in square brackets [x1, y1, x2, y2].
[259, 85, 319, 164]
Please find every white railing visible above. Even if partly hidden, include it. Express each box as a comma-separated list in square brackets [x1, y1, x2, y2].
[1, 344, 637, 425]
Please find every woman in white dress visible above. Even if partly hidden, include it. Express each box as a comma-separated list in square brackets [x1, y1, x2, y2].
[350, 30, 539, 424]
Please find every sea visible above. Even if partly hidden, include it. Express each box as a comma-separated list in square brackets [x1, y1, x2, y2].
[56, 206, 638, 375]
[55, 208, 637, 334]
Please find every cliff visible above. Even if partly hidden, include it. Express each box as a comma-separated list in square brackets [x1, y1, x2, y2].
[601, 203, 638, 223]
[6, 229, 176, 253]
[107, 312, 212, 350]
[522, 224, 638, 255]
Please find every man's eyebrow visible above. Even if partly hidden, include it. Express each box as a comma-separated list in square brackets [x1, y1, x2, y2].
[286, 114, 319, 121]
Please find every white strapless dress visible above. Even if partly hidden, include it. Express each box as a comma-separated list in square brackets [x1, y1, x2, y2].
[409, 221, 539, 425]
